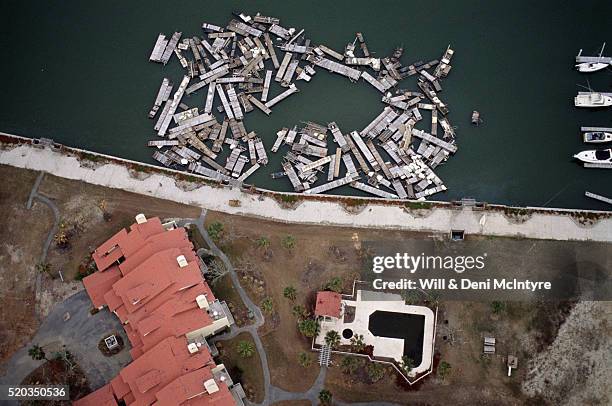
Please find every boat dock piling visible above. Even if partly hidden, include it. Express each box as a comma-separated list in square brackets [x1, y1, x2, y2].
[145, 11, 457, 200]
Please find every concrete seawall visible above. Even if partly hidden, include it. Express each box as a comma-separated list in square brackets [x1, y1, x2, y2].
[1, 136, 611, 242]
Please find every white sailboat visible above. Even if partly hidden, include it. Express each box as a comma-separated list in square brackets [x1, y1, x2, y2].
[576, 43, 609, 73]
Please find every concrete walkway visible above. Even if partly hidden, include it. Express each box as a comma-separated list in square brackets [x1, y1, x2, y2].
[0, 291, 132, 404]
[26, 171, 61, 317]
[2, 144, 611, 242]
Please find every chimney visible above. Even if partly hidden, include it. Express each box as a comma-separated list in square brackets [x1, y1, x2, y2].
[135, 213, 147, 224]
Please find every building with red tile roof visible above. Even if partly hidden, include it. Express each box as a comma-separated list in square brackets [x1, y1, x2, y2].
[75, 215, 244, 406]
[314, 291, 343, 319]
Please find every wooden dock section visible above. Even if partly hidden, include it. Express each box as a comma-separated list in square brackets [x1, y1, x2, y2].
[157, 75, 190, 136]
[306, 54, 361, 81]
[255, 138, 268, 164]
[304, 174, 357, 194]
[246, 94, 272, 115]
[299, 155, 332, 173]
[411, 129, 457, 153]
[261, 70, 273, 102]
[328, 122, 349, 152]
[351, 182, 398, 199]
[580, 126, 612, 132]
[275, 52, 293, 82]
[204, 83, 216, 114]
[232, 156, 249, 178]
[575, 49, 612, 64]
[318, 45, 344, 61]
[269, 24, 292, 40]
[265, 84, 299, 108]
[149, 34, 168, 62]
[147, 140, 179, 148]
[263, 33, 280, 69]
[148, 78, 173, 118]
[271, 128, 288, 152]
[585, 191, 612, 205]
[216, 84, 234, 120]
[282, 161, 305, 191]
[228, 20, 263, 37]
[160, 32, 182, 64]
[226, 85, 244, 120]
[356, 32, 370, 57]
[342, 153, 358, 176]
[350, 131, 379, 171]
[583, 162, 612, 169]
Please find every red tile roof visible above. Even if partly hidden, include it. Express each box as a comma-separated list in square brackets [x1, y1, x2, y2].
[78, 217, 238, 406]
[153, 367, 236, 406]
[315, 291, 342, 318]
[82, 265, 121, 308]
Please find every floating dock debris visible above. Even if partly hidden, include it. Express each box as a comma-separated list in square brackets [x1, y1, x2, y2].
[145, 12, 457, 198]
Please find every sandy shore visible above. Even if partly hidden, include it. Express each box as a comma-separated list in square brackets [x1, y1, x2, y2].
[1, 142, 611, 242]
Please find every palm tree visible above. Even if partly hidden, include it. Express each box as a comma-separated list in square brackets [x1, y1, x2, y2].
[261, 297, 273, 314]
[236, 341, 255, 358]
[350, 334, 366, 352]
[400, 356, 415, 374]
[438, 361, 452, 380]
[35, 262, 52, 275]
[28, 344, 46, 361]
[298, 351, 312, 368]
[283, 286, 297, 301]
[318, 389, 332, 405]
[340, 356, 360, 375]
[292, 305, 308, 320]
[298, 319, 320, 338]
[281, 235, 296, 250]
[207, 222, 224, 241]
[256, 236, 270, 249]
[325, 277, 343, 293]
[366, 362, 385, 383]
[325, 330, 341, 349]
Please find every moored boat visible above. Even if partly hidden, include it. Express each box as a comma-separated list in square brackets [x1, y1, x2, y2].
[583, 131, 612, 143]
[573, 148, 612, 164]
[574, 92, 612, 108]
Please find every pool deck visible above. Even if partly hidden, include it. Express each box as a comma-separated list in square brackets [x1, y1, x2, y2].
[316, 290, 435, 375]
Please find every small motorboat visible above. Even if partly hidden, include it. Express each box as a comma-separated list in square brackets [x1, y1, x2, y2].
[573, 148, 612, 164]
[583, 131, 612, 143]
[574, 92, 612, 107]
[575, 61, 609, 73]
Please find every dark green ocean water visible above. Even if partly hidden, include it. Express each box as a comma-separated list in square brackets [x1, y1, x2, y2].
[1, 0, 611, 210]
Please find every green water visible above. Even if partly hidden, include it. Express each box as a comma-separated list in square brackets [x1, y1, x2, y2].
[1, 0, 611, 210]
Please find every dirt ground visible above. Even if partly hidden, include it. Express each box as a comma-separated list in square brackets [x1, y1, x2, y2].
[205, 210, 611, 405]
[1, 164, 609, 405]
[0, 165, 200, 365]
[21, 357, 91, 405]
[0, 166, 50, 365]
[216, 332, 265, 403]
[206, 212, 380, 392]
